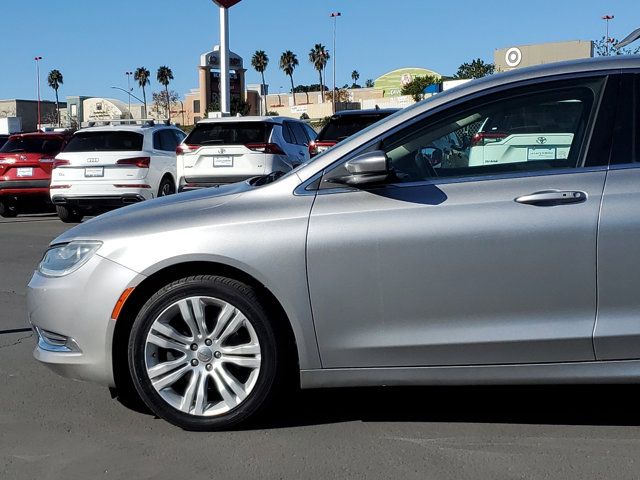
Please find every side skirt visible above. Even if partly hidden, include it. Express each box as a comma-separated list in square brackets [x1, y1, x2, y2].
[300, 359, 640, 389]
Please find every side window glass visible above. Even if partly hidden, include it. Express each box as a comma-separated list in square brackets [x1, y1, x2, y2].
[156, 130, 178, 152]
[304, 124, 317, 141]
[173, 129, 186, 145]
[282, 122, 294, 144]
[153, 131, 162, 150]
[290, 122, 308, 145]
[382, 78, 604, 183]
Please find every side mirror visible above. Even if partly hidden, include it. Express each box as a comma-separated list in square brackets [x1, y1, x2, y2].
[333, 150, 390, 186]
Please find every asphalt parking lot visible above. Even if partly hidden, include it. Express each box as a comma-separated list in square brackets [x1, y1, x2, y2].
[3, 214, 640, 479]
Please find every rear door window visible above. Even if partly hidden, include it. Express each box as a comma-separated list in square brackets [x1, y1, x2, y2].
[289, 122, 309, 145]
[154, 130, 179, 152]
[281, 123, 295, 144]
[303, 123, 317, 142]
[186, 122, 272, 146]
[64, 131, 143, 152]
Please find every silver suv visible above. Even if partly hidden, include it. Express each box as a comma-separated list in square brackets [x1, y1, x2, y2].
[28, 57, 640, 430]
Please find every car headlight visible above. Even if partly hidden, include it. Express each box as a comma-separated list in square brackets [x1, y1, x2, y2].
[38, 241, 102, 277]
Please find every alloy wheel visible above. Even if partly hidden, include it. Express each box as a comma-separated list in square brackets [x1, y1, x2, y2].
[143, 296, 261, 417]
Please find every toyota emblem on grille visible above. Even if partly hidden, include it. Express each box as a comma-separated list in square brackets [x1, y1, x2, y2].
[536, 137, 547, 145]
[218, 148, 226, 154]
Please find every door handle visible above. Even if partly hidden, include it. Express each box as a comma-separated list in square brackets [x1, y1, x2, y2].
[515, 190, 587, 206]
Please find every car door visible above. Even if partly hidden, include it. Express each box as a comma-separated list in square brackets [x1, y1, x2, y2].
[283, 121, 309, 166]
[594, 73, 640, 359]
[306, 74, 615, 368]
[152, 129, 179, 190]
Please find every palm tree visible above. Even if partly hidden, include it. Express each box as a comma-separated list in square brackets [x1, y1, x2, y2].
[351, 70, 360, 87]
[309, 44, 330, 101]
[251, 51, 269, 115]
[47, 69, 63, 126]
[156, 66, 174, 121]
[134, 67, 151, 118]
[279, 51, 299, 106]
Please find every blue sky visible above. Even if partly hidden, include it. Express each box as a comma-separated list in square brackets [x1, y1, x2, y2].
[2, 0, 638, 103]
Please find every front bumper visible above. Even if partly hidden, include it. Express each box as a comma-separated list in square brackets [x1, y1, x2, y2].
[28, 253, 145, 387]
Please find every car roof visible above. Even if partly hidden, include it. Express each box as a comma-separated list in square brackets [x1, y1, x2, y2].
[196, 116, 293, 124]
[8, 132, 68, 139]
[75, 124, 176, 134]
[330, 108, 400, 118]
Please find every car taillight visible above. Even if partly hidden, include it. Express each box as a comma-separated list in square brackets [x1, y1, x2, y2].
[309, 141, 336, 157]
[471, 132, 508, 146]
[246, 143, 285, 155]
[116, 157, 150, 168]
[176, 144, 199, 154]
[52, 159, 70, 168]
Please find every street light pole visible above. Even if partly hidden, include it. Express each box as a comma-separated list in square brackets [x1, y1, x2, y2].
[125, 71, 133, 118]
[110, 86, 144, 104]
[602, 14, 615, 55]
[34, 56, 43, 130]
[330, 12, 341, 114]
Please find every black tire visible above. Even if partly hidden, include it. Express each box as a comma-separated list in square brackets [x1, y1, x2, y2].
[56, 205, 84, 223]
[128, 275, 282, 431]
[158, 176, 176, 197]
[0, 200, 18, 218]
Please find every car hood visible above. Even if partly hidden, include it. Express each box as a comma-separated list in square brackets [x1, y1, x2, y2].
[52, 181, 253, 245]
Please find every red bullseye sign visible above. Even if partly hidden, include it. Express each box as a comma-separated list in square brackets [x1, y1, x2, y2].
[212, 0, 241, 7]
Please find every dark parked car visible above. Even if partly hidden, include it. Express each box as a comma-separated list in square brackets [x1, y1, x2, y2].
[309, 108, 399, 157]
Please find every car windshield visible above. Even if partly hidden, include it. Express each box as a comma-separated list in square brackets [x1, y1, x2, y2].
[63, 131, 144, 152]
[0, 137, 63, 154]
[186, 122, 273, 145]
[318, 112, 397, 142]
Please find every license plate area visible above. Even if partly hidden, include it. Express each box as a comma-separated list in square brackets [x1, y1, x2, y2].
[527, 147, 556, 161]
[16, 167, 33, 177]
[84, 167, 104, 177]
[213, 156, 233, 167]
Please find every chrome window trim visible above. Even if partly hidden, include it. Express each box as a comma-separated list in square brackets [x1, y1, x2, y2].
[313, 165, 609, 196]
[608, 163, 640, 171]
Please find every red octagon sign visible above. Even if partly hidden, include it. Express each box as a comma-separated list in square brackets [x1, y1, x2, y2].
[212, 0, 242, 8]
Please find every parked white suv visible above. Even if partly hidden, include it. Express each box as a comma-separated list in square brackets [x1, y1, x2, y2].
[50, 122, 186, 222]
[467, 100, 578, 167]
[176, 116, 316, 191]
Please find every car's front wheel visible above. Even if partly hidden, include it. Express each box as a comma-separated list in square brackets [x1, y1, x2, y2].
[128, 275, 281, 430]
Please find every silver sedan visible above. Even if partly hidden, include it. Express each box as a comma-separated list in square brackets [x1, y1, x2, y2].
[28, 56, 640, 430]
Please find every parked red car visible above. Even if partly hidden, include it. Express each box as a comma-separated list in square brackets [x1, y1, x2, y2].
[0, 132, 69, 217]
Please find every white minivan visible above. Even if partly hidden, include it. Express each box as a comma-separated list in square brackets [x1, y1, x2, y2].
[176, 116, 316, 191]
[50, 123, 186, 222]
